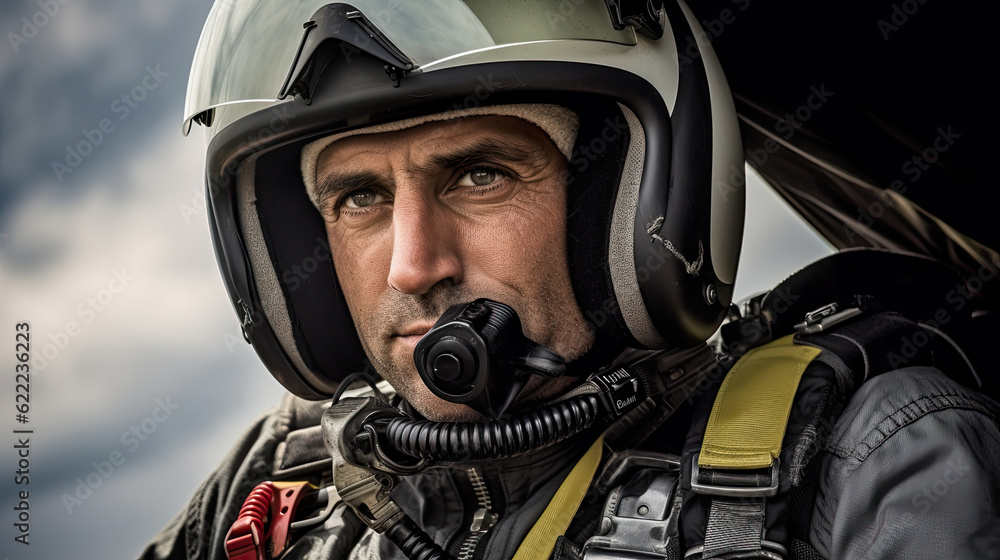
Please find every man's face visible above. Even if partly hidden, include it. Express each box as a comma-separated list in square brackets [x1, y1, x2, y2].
[314, 115, 595, 421]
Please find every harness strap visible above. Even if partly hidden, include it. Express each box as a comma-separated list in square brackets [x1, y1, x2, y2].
[703, 499, 769, 558]
[513, 434, 605, 560]
[699, 335, 821, 470]
[693, 335, 821, 559]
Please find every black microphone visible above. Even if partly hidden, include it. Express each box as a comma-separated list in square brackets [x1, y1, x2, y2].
[413, 299, 565, 418]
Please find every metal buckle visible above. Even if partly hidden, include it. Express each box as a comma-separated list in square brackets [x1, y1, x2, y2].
[289, 485, 339, 531]
[794, 302, 862, 335]
[804, 302, 838, 324]
[582, 467, 682, 560]
[690, 454, 779, 498]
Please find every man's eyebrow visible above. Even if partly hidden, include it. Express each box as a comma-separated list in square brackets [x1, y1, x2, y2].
[424, 138, 543, 170]
[313, 169, 383, 212]
[313, 138, 545, 210]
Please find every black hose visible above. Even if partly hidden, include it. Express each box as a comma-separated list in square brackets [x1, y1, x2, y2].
[385, 514, 452, 560]
[385, 394, 600, 461]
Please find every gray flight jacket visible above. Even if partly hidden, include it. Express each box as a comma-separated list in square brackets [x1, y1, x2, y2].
[140, 360, 1000, 560]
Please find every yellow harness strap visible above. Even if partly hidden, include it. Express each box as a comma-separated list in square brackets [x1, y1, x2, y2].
[512, 435, 605, 560]
[511, 335, 818, 558]
[699, 334, 821, 470]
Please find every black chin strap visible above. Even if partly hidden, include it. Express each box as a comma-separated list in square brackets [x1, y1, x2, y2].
[564, 334, 628, 380]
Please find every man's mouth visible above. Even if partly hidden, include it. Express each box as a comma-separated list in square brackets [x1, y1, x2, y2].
[394, 323, 434, 348]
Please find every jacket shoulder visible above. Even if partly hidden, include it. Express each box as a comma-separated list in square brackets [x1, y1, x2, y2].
[810, 367, 1000, 560]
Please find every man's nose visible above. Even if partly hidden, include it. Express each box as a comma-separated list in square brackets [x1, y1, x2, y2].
[387, 193, 463, 294]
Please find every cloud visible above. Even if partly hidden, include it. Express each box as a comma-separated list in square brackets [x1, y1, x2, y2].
[0, 114, 284, 522]
[0, 3, 290, 552]
[1, 0, 211, 210]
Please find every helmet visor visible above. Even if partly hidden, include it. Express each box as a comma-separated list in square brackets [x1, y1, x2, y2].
[183, 0, 637, 131]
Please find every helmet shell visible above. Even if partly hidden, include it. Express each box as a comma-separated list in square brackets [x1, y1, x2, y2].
[185, 0, 745, 398]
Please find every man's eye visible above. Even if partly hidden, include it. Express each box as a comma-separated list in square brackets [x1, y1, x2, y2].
[343, 188, 380, 209]
[455, 167, 508, 189]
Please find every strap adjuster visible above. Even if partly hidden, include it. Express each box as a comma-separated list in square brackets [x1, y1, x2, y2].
[684, 540, 787, 559]
[690, 454, 779, 498]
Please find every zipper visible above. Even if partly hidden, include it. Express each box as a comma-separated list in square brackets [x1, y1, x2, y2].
[456, 467, 498, 560]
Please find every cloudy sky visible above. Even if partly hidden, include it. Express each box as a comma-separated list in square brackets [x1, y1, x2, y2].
[0, 1, 830, 557]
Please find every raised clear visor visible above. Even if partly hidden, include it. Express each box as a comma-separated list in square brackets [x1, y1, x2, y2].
[183, 0, 636, 133]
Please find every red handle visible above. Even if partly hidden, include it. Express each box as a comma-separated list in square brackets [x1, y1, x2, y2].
[225, 482, 275, 560]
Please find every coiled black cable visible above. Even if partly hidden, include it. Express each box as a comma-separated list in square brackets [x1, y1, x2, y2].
[385, 515, 451, 560]
[384, 393, 600, 461]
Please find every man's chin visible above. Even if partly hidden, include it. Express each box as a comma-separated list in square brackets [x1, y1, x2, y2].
[393, 373, 580, 423]
[401, 386, 484, 422]
[376, 361, 482, 422]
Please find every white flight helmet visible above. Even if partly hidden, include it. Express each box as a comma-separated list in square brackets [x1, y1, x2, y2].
[183, 0, 744, 398]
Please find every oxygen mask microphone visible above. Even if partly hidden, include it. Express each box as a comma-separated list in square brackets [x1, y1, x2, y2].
[413, 298, 566, 419]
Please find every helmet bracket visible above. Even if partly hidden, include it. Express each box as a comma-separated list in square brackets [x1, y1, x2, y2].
[278, 3, 414, 103]
[604, 0, 665, 40]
